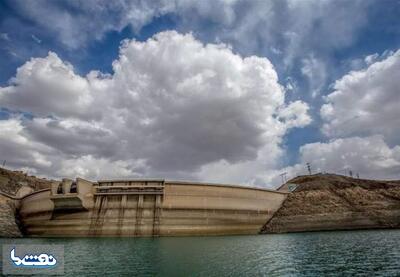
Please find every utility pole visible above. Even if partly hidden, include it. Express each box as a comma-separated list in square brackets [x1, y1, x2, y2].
[279, 172, 287, 185]
[306, 162, 312, 175]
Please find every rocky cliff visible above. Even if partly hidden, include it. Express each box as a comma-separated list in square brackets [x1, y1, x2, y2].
[261, 174, 400, 233]
[0, 167, 52, 237]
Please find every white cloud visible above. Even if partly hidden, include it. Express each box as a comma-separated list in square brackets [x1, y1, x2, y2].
[190, 0, 369, 67]
[278, 101, 311, 129]
[281, 136, 400, 183]
[0, 31, 310, 183]
[56, 155, 144, 180]
[9, 0, 369, 63]
[364, 53, 379, 65]
[2, 0, 398, 187]
[0, 118, 54, 170]
[0, 52, 98, 119]
[321, 49, 400, 144]
[301, 54, 327, 98]
[10, 0, 176, 49]
[279, 49, 400, 186]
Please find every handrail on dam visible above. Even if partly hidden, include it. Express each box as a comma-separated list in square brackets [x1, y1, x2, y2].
[168, 181, 288, 194]
[94, 182, 165, 196]
[1, 188, 51, 200]
[97, 179, 165, 184]
[95, 179, 287, 194]
[95, 191, 164, 195]
[95, 185, 164, 189]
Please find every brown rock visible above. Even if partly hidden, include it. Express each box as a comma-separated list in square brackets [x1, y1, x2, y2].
[261, 174, 400, 233]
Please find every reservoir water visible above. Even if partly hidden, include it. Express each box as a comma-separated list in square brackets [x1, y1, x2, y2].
[1, 229, 400, 276]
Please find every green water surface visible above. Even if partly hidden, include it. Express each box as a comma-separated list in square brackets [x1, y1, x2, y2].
[1, 229, 400, 276]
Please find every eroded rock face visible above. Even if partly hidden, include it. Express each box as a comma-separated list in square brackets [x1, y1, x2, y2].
[0, 195, 22, 237]
[261, 174, 400, 233]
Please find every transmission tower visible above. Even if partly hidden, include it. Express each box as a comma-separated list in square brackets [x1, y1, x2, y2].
[306, 162, 312, 175]
[279, 172, 287, 185]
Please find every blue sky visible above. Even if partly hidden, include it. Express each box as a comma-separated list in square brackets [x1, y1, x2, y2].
[0, 0, 400, 186]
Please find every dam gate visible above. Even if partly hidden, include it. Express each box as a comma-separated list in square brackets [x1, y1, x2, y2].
[89, 180, 165, 237]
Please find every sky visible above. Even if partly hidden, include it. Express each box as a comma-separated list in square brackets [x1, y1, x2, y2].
[0, 0, 400, 188]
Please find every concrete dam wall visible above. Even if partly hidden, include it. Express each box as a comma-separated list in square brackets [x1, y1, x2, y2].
[18, 178, 287, 237]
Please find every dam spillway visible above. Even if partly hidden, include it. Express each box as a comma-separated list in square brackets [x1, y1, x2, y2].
[18, 178, 287, 237]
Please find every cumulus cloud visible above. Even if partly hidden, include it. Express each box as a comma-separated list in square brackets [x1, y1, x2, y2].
[281, 136, 400, 182]
[2, 0, 399, 187]
[0, 31, 310, 182]
[0, 118, 54, 171]
[321, 49, 400, 144]
[6, 0, 372, 103]
[270, 49, 400, 186]
[56, 155, 144, 180]
[1, 52, 97, 119]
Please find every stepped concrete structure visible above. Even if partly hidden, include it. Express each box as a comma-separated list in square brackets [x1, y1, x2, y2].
[17, 178, 287, 237]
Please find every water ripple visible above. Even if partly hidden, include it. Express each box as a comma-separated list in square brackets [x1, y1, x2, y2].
[1, 229, 400, 276]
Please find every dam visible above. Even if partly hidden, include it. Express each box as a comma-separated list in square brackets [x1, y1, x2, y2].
[17, 178, 287, 237]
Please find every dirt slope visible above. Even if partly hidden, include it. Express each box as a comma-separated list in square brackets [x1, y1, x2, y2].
[261, 174, 400, 233]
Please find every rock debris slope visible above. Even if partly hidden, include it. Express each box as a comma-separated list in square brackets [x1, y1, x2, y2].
[261, 174, 400, 233]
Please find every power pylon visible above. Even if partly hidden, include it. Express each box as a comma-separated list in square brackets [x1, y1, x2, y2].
[279, 172, 287, 185]
[306, 162, 312, 175]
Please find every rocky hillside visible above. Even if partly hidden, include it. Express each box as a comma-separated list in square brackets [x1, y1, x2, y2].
[0, 167, 53, 237]
[261, 174, 400, 233]
[0, 167, 52, 195]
